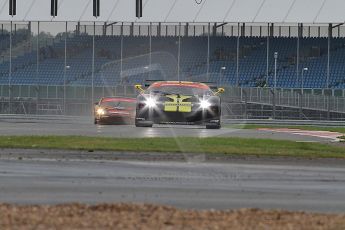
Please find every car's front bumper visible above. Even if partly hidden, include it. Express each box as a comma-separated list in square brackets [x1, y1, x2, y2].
[97, 114, 134, 124]
[136, 106, 220, 125]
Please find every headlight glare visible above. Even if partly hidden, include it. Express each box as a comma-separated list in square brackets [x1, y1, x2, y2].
[97, 108, 105, 115]
[145, 97, 157, 108]
[200, 100, 211, 109]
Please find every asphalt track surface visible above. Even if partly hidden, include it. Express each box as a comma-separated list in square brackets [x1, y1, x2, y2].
[0, 154, 345, 213]
[0, 116, 344, 213]
[0, 116, 339, 142]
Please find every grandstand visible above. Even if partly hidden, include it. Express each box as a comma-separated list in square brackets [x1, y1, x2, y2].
[0, 32, 345, 89]
[1, 0, 345, 118]
[1, 31, 345, 89]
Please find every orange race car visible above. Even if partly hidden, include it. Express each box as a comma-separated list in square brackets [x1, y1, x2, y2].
[134, 81, 224, 129]
[94, 97, 136, 125]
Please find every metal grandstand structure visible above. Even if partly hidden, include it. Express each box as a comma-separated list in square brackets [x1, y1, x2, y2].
[1, 0, 345, 23]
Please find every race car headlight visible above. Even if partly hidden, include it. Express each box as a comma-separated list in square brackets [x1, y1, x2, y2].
[200, 99, 211, 109]
[97, 108, 105, 115]
[145, 97, 157, 108]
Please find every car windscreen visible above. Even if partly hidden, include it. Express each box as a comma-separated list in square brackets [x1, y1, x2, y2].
[100, 100, 136, 108]
[147, 86, 213, 97]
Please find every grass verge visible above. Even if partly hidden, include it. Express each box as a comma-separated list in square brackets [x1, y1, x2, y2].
[228, 124, 345, 134]
[0, 136, 344, 158]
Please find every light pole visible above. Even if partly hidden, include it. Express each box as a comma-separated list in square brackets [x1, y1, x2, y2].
[301, 67, 308, 95]
[64, 65, 70, 115]
[299, 67, 308, 119]
[92, 22, 95, 116]
[220, 66, 226, 83]
[64, 22, 67, 115]
[274, 52, 278, 90]
[273, 52, 278, 119]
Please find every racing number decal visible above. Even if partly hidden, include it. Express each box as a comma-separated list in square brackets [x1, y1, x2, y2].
[177, 96, 192, 112]
[164, 95, 192, 112]
[164, 95, 179, 112]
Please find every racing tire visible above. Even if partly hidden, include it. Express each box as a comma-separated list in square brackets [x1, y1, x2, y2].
[206, 124, 221, 129]
[96, 119, 109, 125]
[135, 120, 153, 128]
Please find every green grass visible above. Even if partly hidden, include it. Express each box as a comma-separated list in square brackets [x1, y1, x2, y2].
[0, 136, 344, 158]
[228, 124, 345, 134]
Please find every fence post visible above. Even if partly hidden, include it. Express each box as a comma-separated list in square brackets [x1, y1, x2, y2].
[327, 95, 330, 120]
[272, 88, 276, 119]
[272, 52, 278, 119]
[240, 87, 243, 102]
[244, 89, 247, 119]
[299, 92, 303, 119]
[9, 21, 12, 114]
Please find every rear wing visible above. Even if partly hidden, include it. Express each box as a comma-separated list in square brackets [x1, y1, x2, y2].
[201, 81, 218, 90]
[144, 79, 164, 87]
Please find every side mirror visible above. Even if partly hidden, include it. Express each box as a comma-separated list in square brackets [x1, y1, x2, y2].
[135, 84, 145, 93]
[215, 87, 225, 95]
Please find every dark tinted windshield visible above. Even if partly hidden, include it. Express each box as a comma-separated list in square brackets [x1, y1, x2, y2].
[148, 86, 213, 97]
[100, 100, 136, 108]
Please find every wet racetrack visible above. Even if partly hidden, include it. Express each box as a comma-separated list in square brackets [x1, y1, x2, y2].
[0, 156, 345, 213]
[0, 115, 337, 143]
[0, 115, 344, 213]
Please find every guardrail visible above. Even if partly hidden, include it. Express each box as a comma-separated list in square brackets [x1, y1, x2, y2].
[223, 87, 345, 114]
[1, 84, 345, 120]
[0, 113, 344, 127]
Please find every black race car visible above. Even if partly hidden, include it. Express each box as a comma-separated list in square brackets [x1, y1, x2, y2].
[134, 81, 224, 129]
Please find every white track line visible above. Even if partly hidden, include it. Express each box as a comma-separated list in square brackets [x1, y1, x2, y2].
[258, 128, 343, 142]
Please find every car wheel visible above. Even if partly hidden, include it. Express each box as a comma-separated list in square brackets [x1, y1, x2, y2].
[135, 120, 153, 127]
[135, 123, 153, 128]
